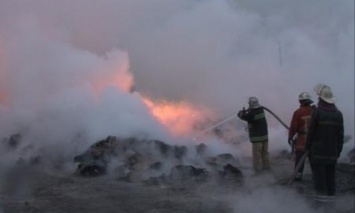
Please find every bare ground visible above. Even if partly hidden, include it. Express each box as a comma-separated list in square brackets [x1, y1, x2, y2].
[0, 153, 354, 213]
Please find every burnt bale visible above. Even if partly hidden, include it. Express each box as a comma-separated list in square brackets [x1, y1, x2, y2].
[90, 136, 117, 153]
[219, 163, 243, 184]
[114, 164, 131, 181]
[127, 152, 142, 168]
[143, 174, 168, 186]
[153, 140, 172, 157]
[196, 143, 208, 156]
[8, 134, 22, 149]
[205, 157, 218, 169]
[75, 151, 108, 177]
[149, 162, 162, 170]
[77, 163, 106, 177]
[75, 159, 108, 177]
[169, 165, 210, 183]
[73, 136, 117, 177]
[173, 146, 187, 159]
[216, 153, 239, 166]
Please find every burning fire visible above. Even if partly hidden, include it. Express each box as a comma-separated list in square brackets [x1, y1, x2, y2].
[1, 50, 214, 137]
[142, 98, 213, 136]
[91, 62, 214, 137]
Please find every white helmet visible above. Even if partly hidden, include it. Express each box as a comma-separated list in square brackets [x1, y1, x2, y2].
[314, 83, 330, 96]
[248, 97, 261, 109]
[298, 92, 312, 101]
[317, 86, 336, 104]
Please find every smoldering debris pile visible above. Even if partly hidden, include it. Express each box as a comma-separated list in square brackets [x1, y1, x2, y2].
[1, 134, 44, 166]
[73, 136, 243, 185]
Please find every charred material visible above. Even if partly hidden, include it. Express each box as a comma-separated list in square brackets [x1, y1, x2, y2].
[73, 136, 244, 184]
[8, 134, 22, 149]
[196, 143, 208, 156]
[153, 140, 171, 157]
[73, 136, 116, 177]
[215, 153, 239, 166]
[174, 146, 188, 159]
[168, 165, 210, 183]
[149, 162, 163, 170]
[219, 163, 243, 184]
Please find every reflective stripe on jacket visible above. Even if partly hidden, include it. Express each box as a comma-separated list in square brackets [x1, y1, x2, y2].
[289, 105, 314, 151]
[238, 107, 268, 143]
[306, 100, 344, 164]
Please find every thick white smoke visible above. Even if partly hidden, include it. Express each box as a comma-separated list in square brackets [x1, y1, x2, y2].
[0, 0, 354, 160]
[0, 1, 353, 212]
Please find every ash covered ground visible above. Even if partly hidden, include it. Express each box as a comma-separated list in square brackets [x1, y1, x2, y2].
[0, 136, 353, 213]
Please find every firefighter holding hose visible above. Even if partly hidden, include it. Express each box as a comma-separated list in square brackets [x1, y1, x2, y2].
[237, 97, 270, 174]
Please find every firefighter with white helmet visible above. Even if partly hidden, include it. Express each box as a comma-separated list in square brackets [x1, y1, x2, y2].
[238, 97, 270, 173]
[314, 84, 336, 104]
[299, 91, 312, 101]
[288, 91, 315, 181]
[306, 84, 344, 202]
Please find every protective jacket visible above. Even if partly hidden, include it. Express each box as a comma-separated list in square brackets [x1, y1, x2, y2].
[238, 107, 268, 143]
[289, 105, 314, 151]
[306, 99, 344, 164]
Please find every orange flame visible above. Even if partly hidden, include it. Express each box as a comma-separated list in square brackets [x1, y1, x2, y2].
[88, 57, 214, 137]
[1, 45, 213, 138]
[142, 97, 214, 136]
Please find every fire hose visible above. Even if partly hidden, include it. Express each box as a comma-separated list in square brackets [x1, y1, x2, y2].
[262, 106, 289, 130]
[192, 105, 306, 185]
[192, 106, 291, 139]
[262, 106, 295, 154]
[262, 106, 309, 185]
[287, 150, 310, 186]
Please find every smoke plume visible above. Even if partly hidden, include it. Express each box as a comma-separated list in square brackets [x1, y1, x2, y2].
[0, 0, 353, 160]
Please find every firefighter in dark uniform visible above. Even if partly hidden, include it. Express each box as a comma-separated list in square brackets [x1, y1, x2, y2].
[306, 84, 344, 202]
[288, 91, 315, 181]
[238, 97, 270, 173]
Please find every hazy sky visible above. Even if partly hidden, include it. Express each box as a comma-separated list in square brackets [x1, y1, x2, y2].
[0, 3, 353, 212]
[0, 0, 353, 157]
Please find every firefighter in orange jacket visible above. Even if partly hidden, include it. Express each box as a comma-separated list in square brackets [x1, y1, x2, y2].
[288, 92, 314, 180]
